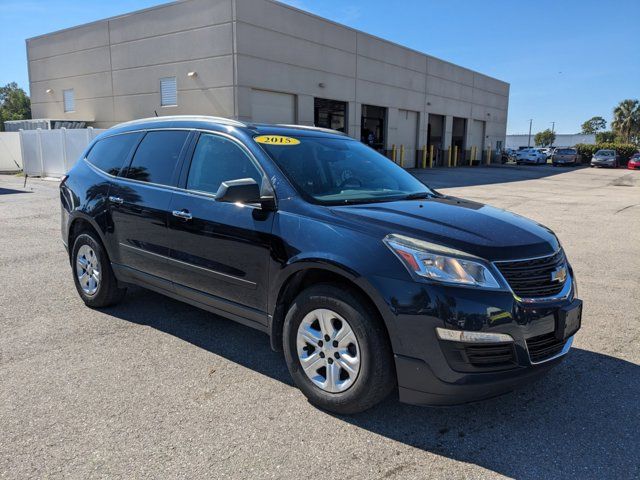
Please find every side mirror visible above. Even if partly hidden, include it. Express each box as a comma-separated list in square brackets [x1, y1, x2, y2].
[215, 178, 275, 210]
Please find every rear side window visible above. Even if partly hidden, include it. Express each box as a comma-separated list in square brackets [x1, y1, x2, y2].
[124, 130, 189, 186]
[186, 133, 262, 195]
[86, 133, 141, 176]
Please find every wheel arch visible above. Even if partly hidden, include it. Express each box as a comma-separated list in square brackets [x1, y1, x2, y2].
[67, 213, 109, 262]
[268, 262, 398, 355]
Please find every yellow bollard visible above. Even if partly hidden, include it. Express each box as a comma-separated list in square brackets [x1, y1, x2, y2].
[447, 148, 452, 167]
[487, 147, 491, 165]
[429, 145, 434, 168]
[391, 144, 396, 163]
[453, 146, 458, 167]
[422, 145, 427, 169]
[400, 144, 405, 167]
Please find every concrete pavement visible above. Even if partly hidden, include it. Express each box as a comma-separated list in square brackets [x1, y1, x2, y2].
[1, 166, 639, 479]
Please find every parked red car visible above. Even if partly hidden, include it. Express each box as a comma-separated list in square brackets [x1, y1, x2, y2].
[628, 153, 640, 170]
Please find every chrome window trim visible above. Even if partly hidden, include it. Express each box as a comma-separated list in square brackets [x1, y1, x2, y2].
[84, 127, 276, 205]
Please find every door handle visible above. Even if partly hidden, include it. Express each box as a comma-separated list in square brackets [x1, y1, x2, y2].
[172, 209, 193, 220]
[109, 196, 124, 205]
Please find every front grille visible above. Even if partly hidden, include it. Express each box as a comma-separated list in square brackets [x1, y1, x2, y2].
[464, 343, 516, 369]
[495, 250, 567, 298]
[526, 332, 565, 363]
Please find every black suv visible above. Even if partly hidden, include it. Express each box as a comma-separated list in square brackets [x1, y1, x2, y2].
[60, 116, 582, 414]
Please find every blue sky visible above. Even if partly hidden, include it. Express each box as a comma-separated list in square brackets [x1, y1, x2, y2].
[1, 0, 638, 133]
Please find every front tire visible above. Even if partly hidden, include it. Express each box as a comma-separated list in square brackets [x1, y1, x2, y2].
[71, 233, 126, 308]
[283, 284, 395, 414]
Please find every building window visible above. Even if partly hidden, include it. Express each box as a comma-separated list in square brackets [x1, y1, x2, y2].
[63, 89, 75, 113]
[160, 77, 177, 107]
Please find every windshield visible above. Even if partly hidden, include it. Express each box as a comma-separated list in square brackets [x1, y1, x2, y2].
[596, 150, 614, 156]
[556, 149, 576, 154]
[257, 135, 432, 204]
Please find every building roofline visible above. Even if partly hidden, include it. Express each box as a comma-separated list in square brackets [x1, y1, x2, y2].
[25, 0, 509, 87]
[262, 0, 509, 86]
[25, 0, 185, 42]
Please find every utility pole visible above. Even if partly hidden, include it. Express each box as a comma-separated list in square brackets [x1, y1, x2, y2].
[550, 121, 555, 147]
[527, 119, 533, 147]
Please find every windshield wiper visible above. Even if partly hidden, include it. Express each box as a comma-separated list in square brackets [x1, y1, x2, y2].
[338, 197, 400, 205]
[403, 192, 431, 200]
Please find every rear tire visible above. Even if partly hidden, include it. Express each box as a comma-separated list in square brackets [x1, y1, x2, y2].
[283, 284, 395, 414]
[71, 233, 126, 308]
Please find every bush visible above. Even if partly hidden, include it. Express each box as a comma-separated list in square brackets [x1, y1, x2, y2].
[575, 143, 638, 164]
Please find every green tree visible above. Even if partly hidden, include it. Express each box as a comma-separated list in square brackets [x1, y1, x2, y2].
[581, 116, 606, 134]
[596, 131, 616, 143]
[0, 82, 31, 131]
[611, 99, 640, 144]
[534, 129, 556, 147]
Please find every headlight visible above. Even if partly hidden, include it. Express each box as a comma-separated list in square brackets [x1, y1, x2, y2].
[383, 234, 502, 288]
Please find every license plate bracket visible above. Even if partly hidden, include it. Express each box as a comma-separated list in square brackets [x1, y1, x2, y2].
[556, 299, 582, 340]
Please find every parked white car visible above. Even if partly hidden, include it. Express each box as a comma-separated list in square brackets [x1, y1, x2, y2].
[516, 148, 547, 165]
[539, 147, 555, 159]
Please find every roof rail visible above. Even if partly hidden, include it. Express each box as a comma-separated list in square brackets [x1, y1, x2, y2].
[274, 124, 348, 136]
[113, 115, 247, 129]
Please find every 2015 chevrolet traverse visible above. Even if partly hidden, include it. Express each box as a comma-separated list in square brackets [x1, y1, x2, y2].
[60, 116, 582, 414]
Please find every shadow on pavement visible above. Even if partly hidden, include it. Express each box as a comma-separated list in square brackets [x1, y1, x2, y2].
[107, 287, 639, 479]
[0, 187, 31, 195]
[411, 165, 588, 189]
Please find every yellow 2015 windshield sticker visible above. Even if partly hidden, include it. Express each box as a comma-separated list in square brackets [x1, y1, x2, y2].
[255, 135, 300, 146]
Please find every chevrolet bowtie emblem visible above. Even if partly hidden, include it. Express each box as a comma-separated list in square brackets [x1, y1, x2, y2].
[551, 265, 567, 283]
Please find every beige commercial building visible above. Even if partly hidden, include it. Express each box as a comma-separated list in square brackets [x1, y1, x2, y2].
[26, 0, 509, 167]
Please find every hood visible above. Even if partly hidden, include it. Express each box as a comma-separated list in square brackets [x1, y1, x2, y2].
[330, 196, 559, 261]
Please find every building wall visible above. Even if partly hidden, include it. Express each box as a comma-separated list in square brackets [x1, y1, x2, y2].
[505, 133, 596, 149]
[27, 0, 509, 165]
[28, 0, 235, 128]
[234, 0, 509, 166]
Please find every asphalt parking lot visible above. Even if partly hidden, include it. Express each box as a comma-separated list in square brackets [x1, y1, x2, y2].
[1, 165, 639, 479]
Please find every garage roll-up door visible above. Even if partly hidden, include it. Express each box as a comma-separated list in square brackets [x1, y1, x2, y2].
[397, 109, 418, 168]
[470, 120, 485, 151]
[251, 90, 295, 124]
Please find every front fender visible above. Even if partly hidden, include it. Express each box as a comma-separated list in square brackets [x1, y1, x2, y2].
[268, 255, 404, 353]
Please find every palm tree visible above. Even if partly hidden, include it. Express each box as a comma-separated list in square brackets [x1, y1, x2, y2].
[612, 99, 640, 143]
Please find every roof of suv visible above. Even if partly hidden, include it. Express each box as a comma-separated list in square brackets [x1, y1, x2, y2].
[108, 115, 348, 140]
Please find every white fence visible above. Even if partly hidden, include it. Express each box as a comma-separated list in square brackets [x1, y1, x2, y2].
[0, 132, 23, 172]
[20, 128, 106, 178]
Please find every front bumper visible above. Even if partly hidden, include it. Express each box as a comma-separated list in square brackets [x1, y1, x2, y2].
[368, 275, 580, 406]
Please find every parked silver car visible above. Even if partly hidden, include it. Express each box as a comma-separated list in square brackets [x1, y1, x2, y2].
[552, 148, 580, 167]
[515, 148, 547, 165]
[590, 149, 619, 168]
